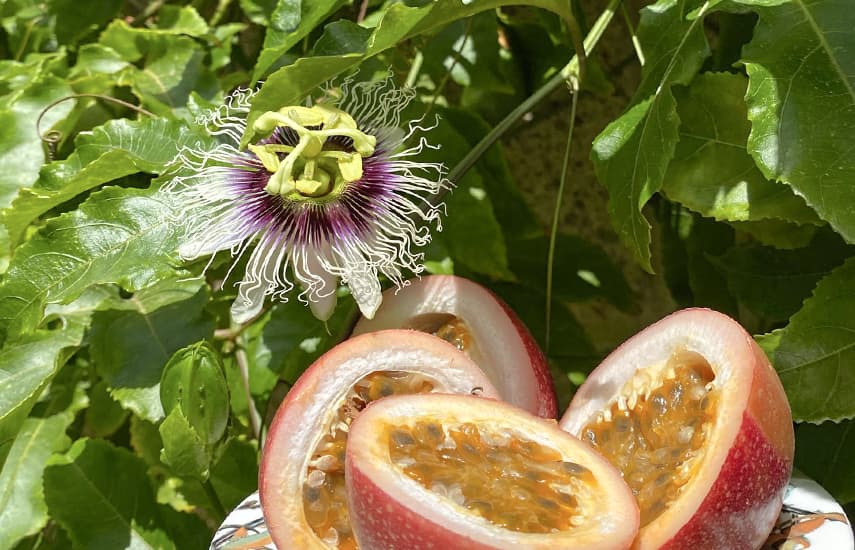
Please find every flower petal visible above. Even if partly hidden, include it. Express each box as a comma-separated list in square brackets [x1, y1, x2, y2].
[293, 247, 339, 322]
[344, 267, 382, 319]
[231, 233, 287, 323]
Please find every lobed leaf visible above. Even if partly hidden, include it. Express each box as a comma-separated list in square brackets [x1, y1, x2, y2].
[44, 439, 175, 550]
[592, 0, 710, 272]
[0, 186, 182, 346]
[91, 279, 214, 422]
[3, 118, 210, 246]
[709, 232, 853, 321]
[663, 72, 819, 225]
[738, 0, 855, 243]
[0, 74, 73, 211]
[0, 327, 85, 453]
[758, 256, 855, 422]
[795, 419, 855, 504]
[0, 413, 74, 549]
[252, 0, 347, 81]
[245, 0, 574, 144]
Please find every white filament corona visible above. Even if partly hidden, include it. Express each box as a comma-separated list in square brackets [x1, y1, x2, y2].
[163, 78, 449, 323]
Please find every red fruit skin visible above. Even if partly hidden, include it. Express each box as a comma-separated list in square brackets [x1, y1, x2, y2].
[493, 292, 557, 418]
[560, 308, 794, 550]
[347, 464, 497, 550]
[658, 414, 791, 550]
[353, 275, 557, 418]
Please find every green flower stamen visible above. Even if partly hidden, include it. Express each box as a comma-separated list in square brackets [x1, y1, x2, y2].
[252, 104, 377, 200]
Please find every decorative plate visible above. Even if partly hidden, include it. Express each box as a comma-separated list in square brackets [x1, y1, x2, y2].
[211, 472, 853, 550]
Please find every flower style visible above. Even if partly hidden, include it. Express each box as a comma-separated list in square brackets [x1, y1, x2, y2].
[164, 78, 448, 323]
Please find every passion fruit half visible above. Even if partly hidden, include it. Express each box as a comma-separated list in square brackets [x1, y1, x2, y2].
[559, 308, 794, 550]
[346, 393, 639, 550]
[352, 275, 557, 418]
[259, 330, 500, 549]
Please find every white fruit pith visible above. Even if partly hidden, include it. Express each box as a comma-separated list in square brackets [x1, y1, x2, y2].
[353, 275, 556, 417]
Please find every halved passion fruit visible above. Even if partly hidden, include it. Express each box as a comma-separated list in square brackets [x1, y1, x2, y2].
[346, 393, 639, 550]
[259, 330, 500, 549]
[352, 275, 557, 418]
[559, 308, 794, 550]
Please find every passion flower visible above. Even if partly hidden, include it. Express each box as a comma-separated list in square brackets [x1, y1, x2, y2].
[164, 78, 448, 323]
[352, 275, 557, 418]
[560, 308, 794, 550]
[259, 329, 499, 549]
[346, 393, 639, 550]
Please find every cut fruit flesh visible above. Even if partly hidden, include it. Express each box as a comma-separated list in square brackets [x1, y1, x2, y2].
[580, 351, 717, 527]
[353, 275, 557, 418]
[260, 330, 500, 550]
[560, 308, 794, 550]
[347, 394, 639, 550]
[303, 371, 437, 549]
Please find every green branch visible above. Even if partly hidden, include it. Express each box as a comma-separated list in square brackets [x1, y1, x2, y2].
[438, 0, 622, 202]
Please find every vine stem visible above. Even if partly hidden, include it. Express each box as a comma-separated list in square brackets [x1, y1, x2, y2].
[203, 478, 227, 519]
[437, 0, 621, 201]
[235, 336, 262, 441]
[36, 93, 155, 158]
[545, 76, 580, 354]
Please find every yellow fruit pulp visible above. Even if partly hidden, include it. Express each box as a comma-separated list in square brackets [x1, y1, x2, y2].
[406, 313, 473, 353]
[581, 351, 717, 526]
[388, 420, 597, 533]
[303, 371, 436, 549]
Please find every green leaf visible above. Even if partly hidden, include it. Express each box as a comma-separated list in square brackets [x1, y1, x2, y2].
[758, 257, 855, 422]
[442, 180, 513, 279]
[160, 342, 229, 446]
[795, 419, 855, 504]
[658, 204, 739, 315]
[311, 20, 373, 56]
[83, 381, 129, 438]
[728, 218, 818, 249]
[207, 438, 259, 511]
[155, 5, 209, 37]
[664, 72, 819, 225]
[245, 0, 574, 143]
[130, 416, 164, 468]
[592, 0, 710, 272]
[420, 14, 523, 121]
[116, 38, 209, 116]
[262, 293, 357, 383]
[0, 186, 182, 345]
[0, 327, 84, 454]
[3, 118, 210, 247]
[159, 409, 210, 479]
[91, 278, 214, 422]
[508, 234, 635, 311]
[420, 114, 512, 279]
[710, 232, 853, 321]
[99, 20, 217, 116]
[252, 0, 347, 80]
[49, 0, 122, 46]
[0, 412, 74, 549]
[739, 0, 855, 242]
[239, 0, 279, 25]
[438, 107, 541, 240]
[0, 75, 73, 210]
[44, 439, 174, 550]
